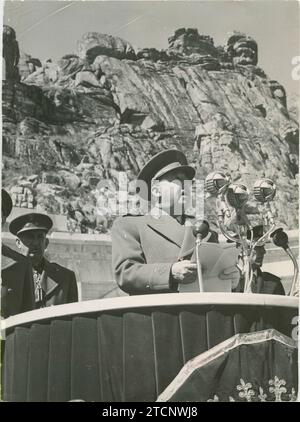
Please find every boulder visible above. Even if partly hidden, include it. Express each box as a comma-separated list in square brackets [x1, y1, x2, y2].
[141, 116, 165, 132]
[19, 51, 42, 80]
[167, 28, 218, 57]
[77, 32, 136, 62]
[136, 48, 167, 62]
[226, 31, 258, 66]
[56, 56, 86, 79]
[75, 70, 101, 88]
[59, 170, 81, 190]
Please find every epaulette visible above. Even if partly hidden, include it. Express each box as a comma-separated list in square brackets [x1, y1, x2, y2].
[2, 244, 27, 263]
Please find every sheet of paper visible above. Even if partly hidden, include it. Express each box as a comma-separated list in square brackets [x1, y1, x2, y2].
[179, 242, 241, 293]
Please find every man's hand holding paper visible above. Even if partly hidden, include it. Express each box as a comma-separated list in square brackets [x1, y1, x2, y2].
[179, 243, 241, 292]
[171, 260, 197, 284]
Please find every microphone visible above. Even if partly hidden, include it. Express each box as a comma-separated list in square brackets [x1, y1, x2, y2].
[253, 178, 276, 203]
[204, 172, 229, 196]
[270, 228, 298, 296]
[226, 183, 249, 209]
[192, 220, 210, 293]
[270, 228, 288, 250]
[193, 220, 210, 242]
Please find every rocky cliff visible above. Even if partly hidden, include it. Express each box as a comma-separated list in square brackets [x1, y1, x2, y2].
[2, 28, 299, 230]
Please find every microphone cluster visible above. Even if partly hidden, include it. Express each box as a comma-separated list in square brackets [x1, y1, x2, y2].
[203, 171, 298, 296]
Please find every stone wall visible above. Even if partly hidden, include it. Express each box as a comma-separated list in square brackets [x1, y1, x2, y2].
[2, 232, 124, 301]
[2, 230, 297, 300]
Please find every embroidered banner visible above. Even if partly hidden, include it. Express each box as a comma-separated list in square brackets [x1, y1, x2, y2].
[157, 329, 298, 402]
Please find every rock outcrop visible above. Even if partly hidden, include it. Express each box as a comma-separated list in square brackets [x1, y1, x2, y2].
[2, 27, 299, 229]
[77, 32, 136, 62]
[2, 25, 20, 81]
[19, 51, 42, 81]
[168, 28, 218, 57]
[226, 31, 258, 66]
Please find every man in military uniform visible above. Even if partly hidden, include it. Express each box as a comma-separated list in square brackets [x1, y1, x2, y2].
[234, 225, 285, 295]
[1, 189, 35, 318]
[9, 212, 78, 308]
[112, 149, 238, 295]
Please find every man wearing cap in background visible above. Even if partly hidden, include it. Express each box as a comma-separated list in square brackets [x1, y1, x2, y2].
[233, 225, 285, 295]
[9, 212, 78, 308]
[112, 149, 238, 295]
[1, 189, 35, 318]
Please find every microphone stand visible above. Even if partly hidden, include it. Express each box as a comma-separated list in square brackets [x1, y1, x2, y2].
[195, 234, 204, 292]
[193, 221, 209, 293]
[251, 179, 277, 293]
[287, 248, 299, 296]
[204, 174, 279, 295]
[218, 192, 252, 293]
[271, 228, 299, 296]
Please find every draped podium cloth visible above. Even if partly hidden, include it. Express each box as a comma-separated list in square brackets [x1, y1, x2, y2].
[2, 295, 298, 402]
[157, 329, 298, 402]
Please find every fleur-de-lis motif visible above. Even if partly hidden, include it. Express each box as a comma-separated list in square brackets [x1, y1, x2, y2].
[207, 395, 220, 402]
[269, 376, 287, 402]
[237, 379, 255, 402]
[205, 379, 295, 402]
[288, 388, 297, 402]
[258, 387, 267, 402]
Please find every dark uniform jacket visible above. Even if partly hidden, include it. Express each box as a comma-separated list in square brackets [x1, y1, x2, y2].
[112, 214, 215, 295]
[1, 243, 35, 318]
[35, 258, 78, 308]
[234, 267, 285, 295]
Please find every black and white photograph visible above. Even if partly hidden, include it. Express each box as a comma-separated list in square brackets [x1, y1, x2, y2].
[0, 0, 299, 403]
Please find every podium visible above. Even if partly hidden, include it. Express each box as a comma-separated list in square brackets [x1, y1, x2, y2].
[2, 293, 298, 402]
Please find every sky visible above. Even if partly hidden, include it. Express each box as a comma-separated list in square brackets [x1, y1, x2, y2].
[2, 0, 300, 97]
